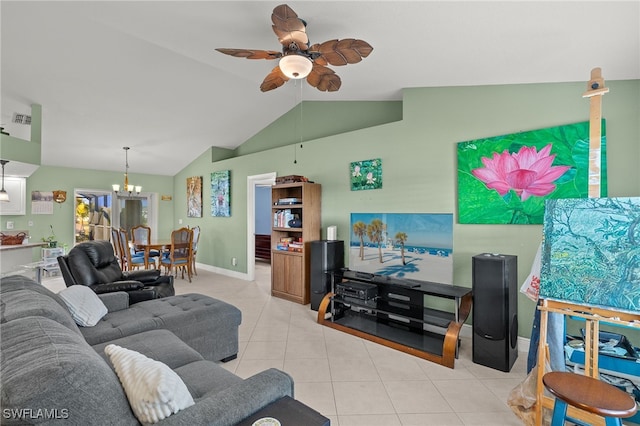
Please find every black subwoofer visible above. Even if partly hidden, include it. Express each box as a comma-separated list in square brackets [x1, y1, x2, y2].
[472, 253, 518, 372]
[310, 240, 344, 311]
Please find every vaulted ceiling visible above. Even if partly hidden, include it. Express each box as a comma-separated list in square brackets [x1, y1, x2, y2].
[2, 1, 638, 176]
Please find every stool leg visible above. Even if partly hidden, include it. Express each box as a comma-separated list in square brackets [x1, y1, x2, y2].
[604, 418, 623, 426]
[551, 398, 569, 426]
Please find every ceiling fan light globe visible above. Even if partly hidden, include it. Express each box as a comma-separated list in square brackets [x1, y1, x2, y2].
[280, 55, 312, 79]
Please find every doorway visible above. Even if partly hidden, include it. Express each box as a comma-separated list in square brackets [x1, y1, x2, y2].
[112, 193, 158, 238]
[74, 189, 113, 245]
[246, 172, 276, 282]
[73, 189, 157, 247]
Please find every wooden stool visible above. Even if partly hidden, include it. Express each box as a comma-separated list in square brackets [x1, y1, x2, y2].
[543, 371, 638, 426]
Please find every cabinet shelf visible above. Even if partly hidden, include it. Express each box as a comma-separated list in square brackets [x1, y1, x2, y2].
[271, 249, 303, 256]
[272, 204, 303, 209]
[271, 182, 321, 305]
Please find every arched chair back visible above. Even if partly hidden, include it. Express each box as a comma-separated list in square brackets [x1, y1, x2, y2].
[111, 228, 123, 267]
[191, 226, 201, 276]
[161, 227, 193, 282]
[118, 228, 145, 271]
[131, 225, 159, 266]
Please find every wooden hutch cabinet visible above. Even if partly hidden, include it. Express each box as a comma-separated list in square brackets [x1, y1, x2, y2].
[271, 182, 321, 304]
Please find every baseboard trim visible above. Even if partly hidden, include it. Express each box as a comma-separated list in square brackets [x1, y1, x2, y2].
[194, 262, 249, 281]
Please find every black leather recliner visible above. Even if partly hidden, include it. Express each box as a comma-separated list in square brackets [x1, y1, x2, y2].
[57, 240, 174, 304]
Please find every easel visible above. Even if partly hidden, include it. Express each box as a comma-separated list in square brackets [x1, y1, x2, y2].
[534, 300, 640, 425]
[534, 68, 624, 426]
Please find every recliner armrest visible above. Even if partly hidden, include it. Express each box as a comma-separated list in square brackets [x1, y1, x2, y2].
[123, 269, 161, 283]
[92, 281, 145, 293]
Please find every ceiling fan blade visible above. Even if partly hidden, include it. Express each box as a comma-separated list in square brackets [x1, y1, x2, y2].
[306, 64, 341, 92]
[260, 66, 289, 92]
[271, 4, 308, 50]
[215, 48, 281, 60]
[309, 39, 373, 66]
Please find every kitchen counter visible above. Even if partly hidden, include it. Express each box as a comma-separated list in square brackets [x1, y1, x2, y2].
[0, 242, 48, 275]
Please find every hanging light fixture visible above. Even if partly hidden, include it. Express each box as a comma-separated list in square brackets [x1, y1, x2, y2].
[0, 160, 9, 202]
[279, 53, 313, 79]
[112, 147, 141, 196]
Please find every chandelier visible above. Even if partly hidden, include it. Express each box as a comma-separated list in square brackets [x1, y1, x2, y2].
[112, 147, 141, 196]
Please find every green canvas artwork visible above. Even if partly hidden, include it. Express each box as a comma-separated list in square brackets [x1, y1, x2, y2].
[540, 197, 640, 313]
[457, 120, 607, 224]
[350, 158, 382, 191]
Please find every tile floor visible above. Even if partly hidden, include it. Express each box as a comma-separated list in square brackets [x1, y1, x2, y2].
[42, 262, 528, 426]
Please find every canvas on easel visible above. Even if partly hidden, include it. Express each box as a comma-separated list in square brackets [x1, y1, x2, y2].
[540, 196, 640, 313]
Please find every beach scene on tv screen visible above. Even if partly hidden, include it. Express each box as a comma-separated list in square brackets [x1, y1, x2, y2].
[349, 213, 454, 284]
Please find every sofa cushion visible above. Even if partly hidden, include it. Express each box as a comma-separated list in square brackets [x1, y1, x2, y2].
[133, 294, 242, 361]
[0, 274, 69, 310]
[79, 307, 163, 345]
[0, 289, 82, 336]
[0, 316, 138, 425]
[80, 293, 241, 362]
[58, 285, 108, 327]
[92, 329, 204, 369]
[105, 344, 195, 424]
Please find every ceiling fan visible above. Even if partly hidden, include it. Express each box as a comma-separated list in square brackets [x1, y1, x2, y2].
[216, 4, 373, 92]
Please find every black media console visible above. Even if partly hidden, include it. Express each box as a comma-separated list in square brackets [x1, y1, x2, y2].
[317, 268, 473, 368]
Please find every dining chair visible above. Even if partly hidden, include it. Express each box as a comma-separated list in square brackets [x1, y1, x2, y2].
[111, 228, 124, 267]
[190, 226, 200, 276]
[160, 227, 193, 282]
[131, 225, 160, 268]
[118, 228, 146, 271]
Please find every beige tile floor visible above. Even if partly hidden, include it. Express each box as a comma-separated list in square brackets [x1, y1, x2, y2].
[42, 262, 528, 426]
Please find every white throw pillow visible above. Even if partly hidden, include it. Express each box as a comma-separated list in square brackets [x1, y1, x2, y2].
[104, 344, 195, 424]
[58, 285, 108, 327]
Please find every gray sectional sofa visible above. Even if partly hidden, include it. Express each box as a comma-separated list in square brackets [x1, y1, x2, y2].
[0, 275, 294, 425]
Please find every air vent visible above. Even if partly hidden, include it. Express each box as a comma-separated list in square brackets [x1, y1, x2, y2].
[12, 114, 31, 125]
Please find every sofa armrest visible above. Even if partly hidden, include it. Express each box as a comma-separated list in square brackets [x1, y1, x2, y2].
[123, 269, 161, 283]
[92, 281, 144, 293]
[159, 368, 294, 426]
[97, 291, 130, 312]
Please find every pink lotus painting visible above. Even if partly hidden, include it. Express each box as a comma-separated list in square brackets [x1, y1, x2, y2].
[457, 121, 607, 224]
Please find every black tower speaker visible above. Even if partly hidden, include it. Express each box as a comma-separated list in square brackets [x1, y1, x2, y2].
[472, 253, 518, 372]
[310, 240, 344, 311]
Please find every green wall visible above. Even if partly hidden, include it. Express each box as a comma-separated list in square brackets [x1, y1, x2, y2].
[172, 80, 640, 339]
[2, 80, 637, 339]
[0, 165, 174, 259]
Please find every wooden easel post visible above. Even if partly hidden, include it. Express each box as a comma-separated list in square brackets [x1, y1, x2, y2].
[534, 68, 610, 426]
[582, 67, 609, 198]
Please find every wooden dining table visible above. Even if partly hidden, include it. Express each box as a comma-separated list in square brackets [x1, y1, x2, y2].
[134, 239, 171, 270]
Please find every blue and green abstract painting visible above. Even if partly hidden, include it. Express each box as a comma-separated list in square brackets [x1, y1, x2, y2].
[540, 197, 640, 313]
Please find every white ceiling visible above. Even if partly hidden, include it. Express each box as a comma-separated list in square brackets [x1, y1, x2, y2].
[2, 1, 639, 177]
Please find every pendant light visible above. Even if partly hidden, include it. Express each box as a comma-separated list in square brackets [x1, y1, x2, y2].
[112, 147, 141, 196]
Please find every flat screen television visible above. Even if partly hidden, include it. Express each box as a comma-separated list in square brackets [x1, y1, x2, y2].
[349, 212, 454, 284]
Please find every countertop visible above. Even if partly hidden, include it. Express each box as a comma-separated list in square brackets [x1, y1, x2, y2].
[0, 242, 47, 251]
